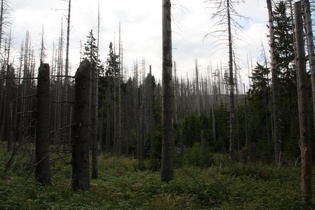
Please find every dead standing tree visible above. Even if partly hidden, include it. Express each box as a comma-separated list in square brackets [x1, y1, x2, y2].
[294, 1, 312, 207]
[63, 0, 72, 147]
[35, 63, 51, 185]
[71, 60, 90, 191]
[204, 0, 246, 161]
[301, 0, 315, 129]
[161, 0, 174, 182]
[52, 0, 72, 147]
[266, 0, 281, 165]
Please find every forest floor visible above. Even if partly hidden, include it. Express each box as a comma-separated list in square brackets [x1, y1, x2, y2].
[0, 142, 313, 209]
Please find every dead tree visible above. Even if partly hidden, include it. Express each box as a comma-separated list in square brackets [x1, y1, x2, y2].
[226, 0, 235, 161]
[71, 59, 90, 191]
[302, 0, 315, 130]
[62, 0, 72, 147]
[35, 63, 51, 185]
[204, 0, 247, 161]
[266, 0, 281, 165]
[161, 0, 174, 182]
[0, 0, 10, 54]
[294, 1, 312, 207]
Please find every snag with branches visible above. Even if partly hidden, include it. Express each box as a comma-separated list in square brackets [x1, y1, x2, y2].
[204, 0, 247, 161]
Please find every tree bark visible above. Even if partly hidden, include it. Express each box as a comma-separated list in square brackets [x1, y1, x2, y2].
[294, 1, 312, 207]
[72, 60, 90, 191]
[35, 63, 51, 185]
[161, 0, 174, 182]
[266, 0, 281, 165]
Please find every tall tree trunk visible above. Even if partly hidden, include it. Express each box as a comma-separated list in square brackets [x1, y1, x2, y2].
[118, 23, 122, 154]
[72, 60, 90, 191]
[267, 0, 281, 165]
[63, 0, 71, 147]
[161, 0, 174, 182]
[302, 0, 315, 130]
[5, 32, 12, 148]
[294, 2, 312, 207]
[35, 63, 51, 185]
[6, 65, 13, 151]
[113, 64, 117, 153]
[227, 0, 235, 161]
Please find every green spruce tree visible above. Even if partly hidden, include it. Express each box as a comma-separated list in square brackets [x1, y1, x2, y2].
[83, 30, 103, 179]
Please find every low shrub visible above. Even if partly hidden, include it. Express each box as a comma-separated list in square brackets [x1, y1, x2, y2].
[184, 143, 214, 168]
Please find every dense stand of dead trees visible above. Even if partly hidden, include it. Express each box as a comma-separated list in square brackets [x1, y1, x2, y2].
[0, 0, 314, 205]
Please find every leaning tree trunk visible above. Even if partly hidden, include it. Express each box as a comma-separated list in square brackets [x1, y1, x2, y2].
[267, 0, 281, 165]
[294, 1, 312, 207]
[161, 0, 174, 182]
[35, 63, 51, 185]
[71, 60, 90, 191]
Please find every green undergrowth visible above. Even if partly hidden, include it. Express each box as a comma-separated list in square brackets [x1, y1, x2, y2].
[0, 144, 313, 209]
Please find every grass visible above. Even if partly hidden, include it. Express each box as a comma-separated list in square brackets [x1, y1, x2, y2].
[0, 142, 312, 209]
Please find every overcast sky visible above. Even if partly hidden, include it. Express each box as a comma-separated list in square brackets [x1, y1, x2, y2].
[8, 0, 269, 86]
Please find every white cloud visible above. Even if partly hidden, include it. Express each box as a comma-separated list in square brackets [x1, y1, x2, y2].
[7, 0, 269, 83]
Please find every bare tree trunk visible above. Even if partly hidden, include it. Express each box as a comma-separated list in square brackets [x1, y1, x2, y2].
[174, 62, 178, 122]
[118, 23, 122, 154]
[161, 0, 174, 182]
[97, 1, 104, 152]
[14, 44, 23, 143]
[65, 0, 71, 88]
[113, 63, 117, 153]
[58, 21, 64, 147]
[63, 0, 71, 147]
[40, 26, 45, 62]
[302, 0, 315, 130]
[72, 60, 90, 191]
[6, 65, 13, 151]
[267, 0, 281, 165]
[35, 63, 51, 186]
[294, 2, 312, 207]
[227, 0, 235, 161]
[3, 34, 12, 149]
[244, 84, 249, 146]
[147, 67, 154, 159]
